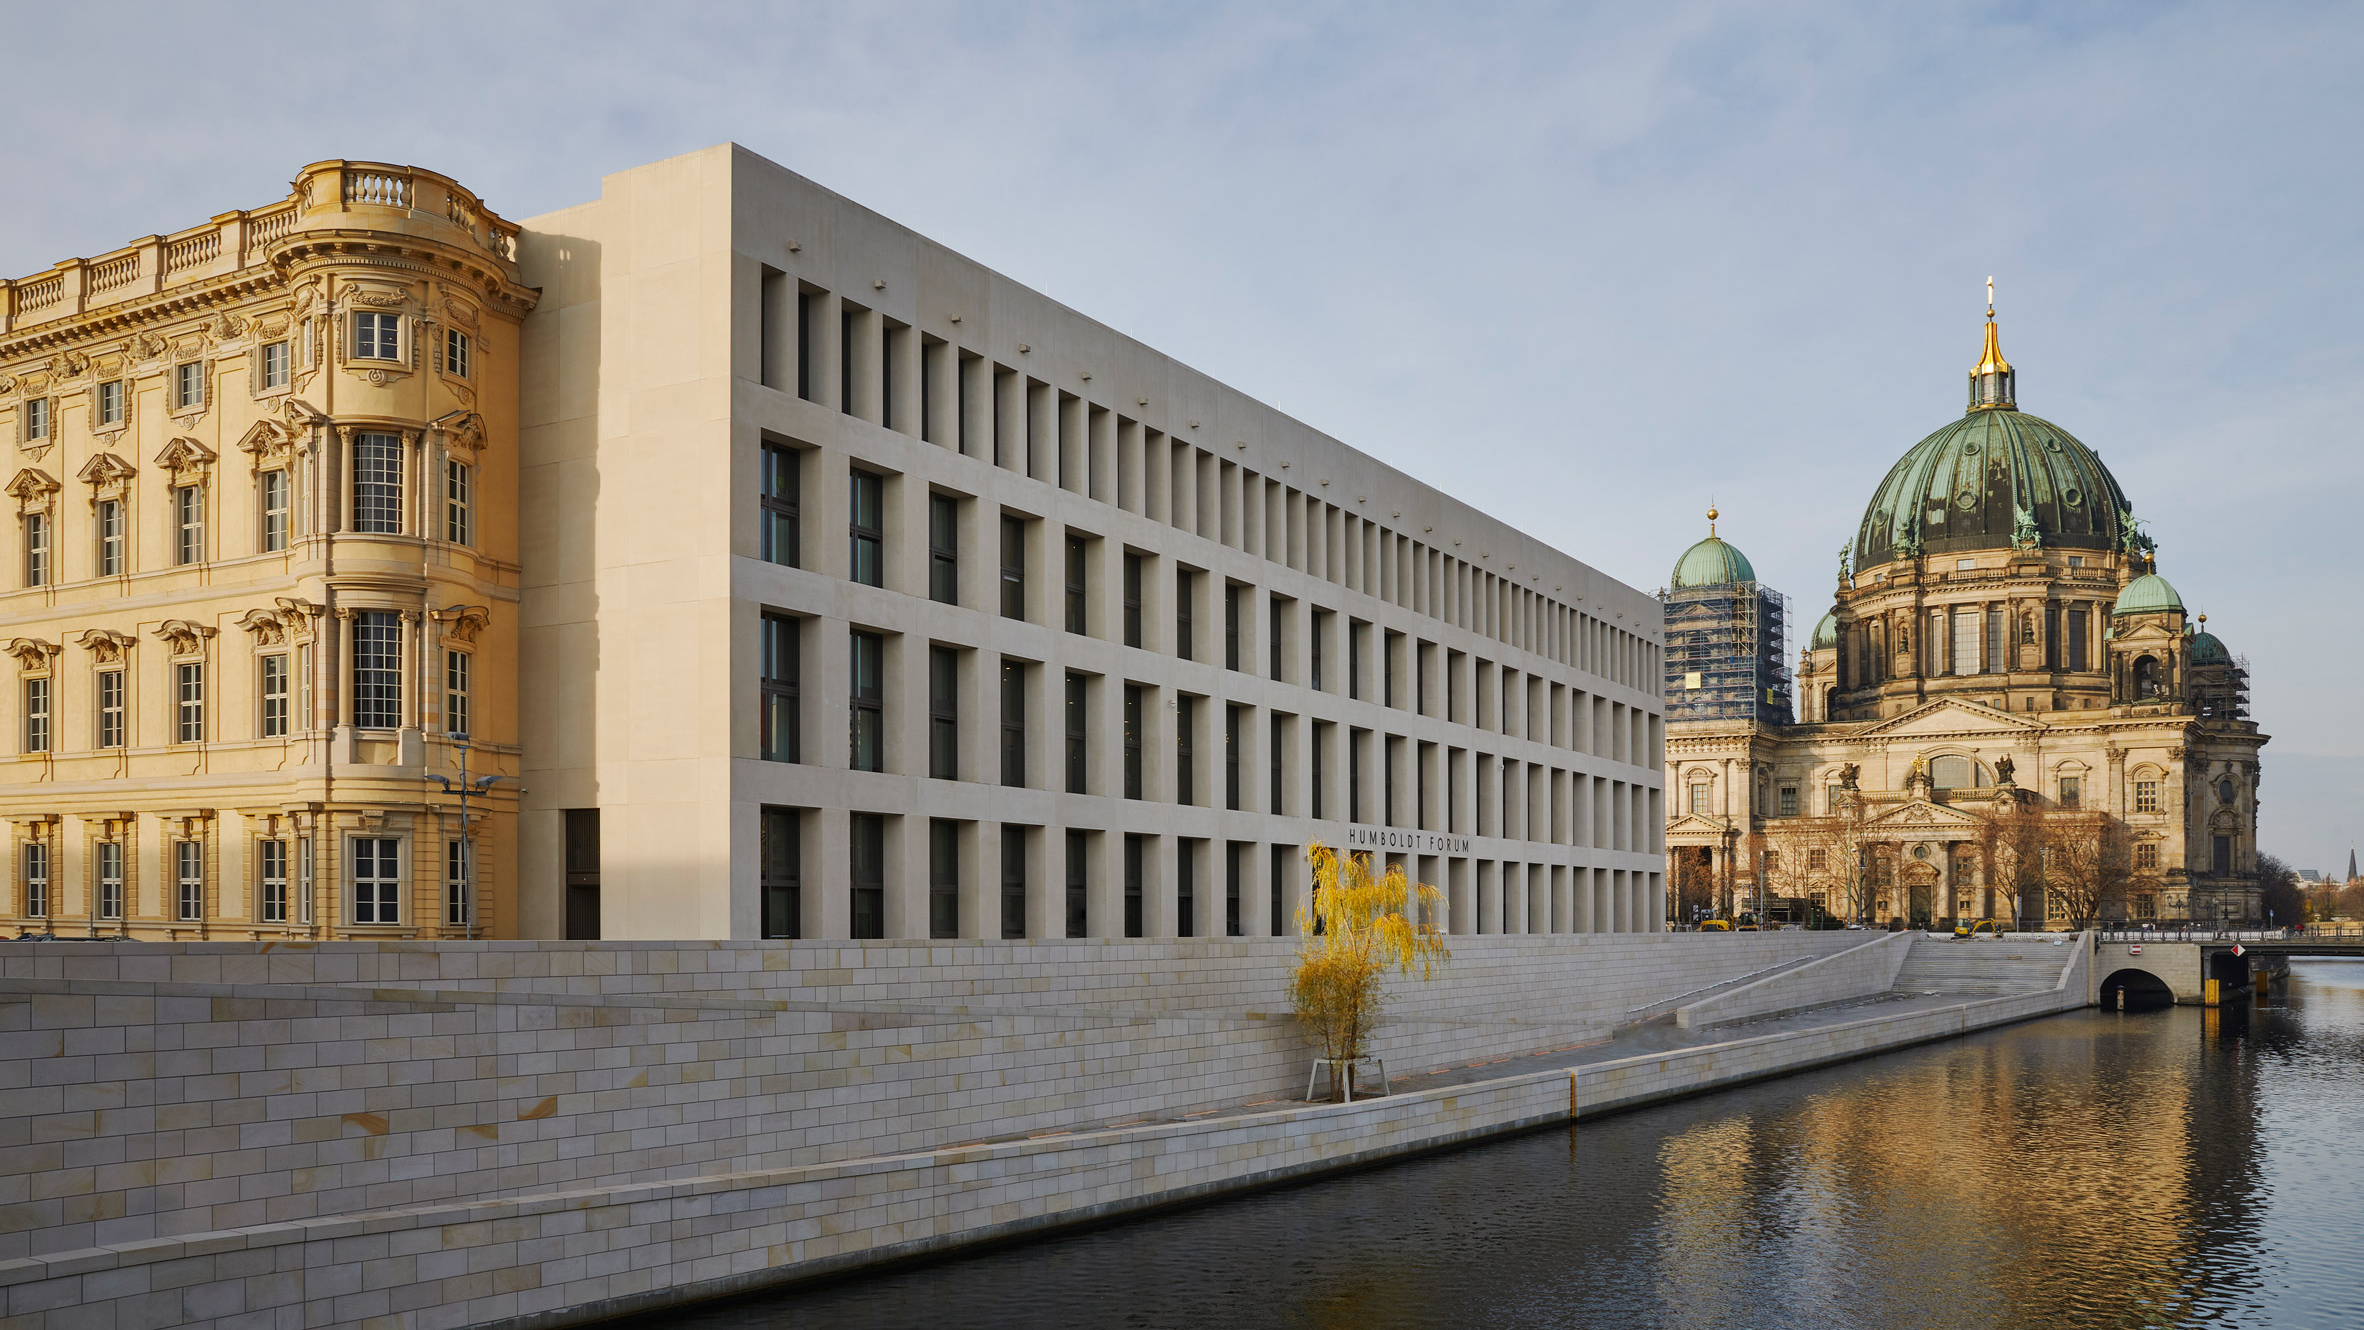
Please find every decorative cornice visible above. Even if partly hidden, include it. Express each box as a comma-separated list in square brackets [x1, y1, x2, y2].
[152, 620, 217, 655]
[4, 637, 58, 670]
[76, 628, 136, 662]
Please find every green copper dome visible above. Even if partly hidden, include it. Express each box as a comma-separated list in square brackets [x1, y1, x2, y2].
[1672, 534, 1756, 589]
[1810, 612, 1838, 649]
[2113, 572, 2184, 616]
[1854, 410, 2134, 569]
[2188, 627, 2230, 665]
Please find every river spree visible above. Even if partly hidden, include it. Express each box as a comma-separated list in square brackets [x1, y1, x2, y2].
[655, 960, 2364, 1330]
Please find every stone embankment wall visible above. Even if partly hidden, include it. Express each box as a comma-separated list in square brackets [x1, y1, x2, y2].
[0, 931, 2058, 1330]
[1675, 931, 1914, 1028]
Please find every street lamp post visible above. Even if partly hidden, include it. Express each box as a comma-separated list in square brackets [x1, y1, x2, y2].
[430, 732, 501, 940]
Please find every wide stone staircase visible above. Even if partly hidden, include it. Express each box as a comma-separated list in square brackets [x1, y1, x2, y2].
[1890, 935, 2071, 997]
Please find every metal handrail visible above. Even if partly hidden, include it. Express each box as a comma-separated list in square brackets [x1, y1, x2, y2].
[1623, 954, 1821, 1018]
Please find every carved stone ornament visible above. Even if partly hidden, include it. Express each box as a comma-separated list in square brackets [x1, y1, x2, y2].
[77, 628, 136, 663]
[236, 417, 299, 461]
[171, 333, 207, 360]
[5, 469, 59, 513]
[431, 604, 490, 646]
[440, 296, 481, 330]
[153, 620, 216, 655]
[4, 638, 58, 671]
[47, 351, 90, 381]
[132, 332, 169, 361]
[433, 409, 486, 457]
[207, 313, 247, 342]
[346, 288, 408, 309]
[155, 437, 217, 483]
[237, 608, 288, 645]
[0, 375, 15, 396]
[77, 453, 137, 498]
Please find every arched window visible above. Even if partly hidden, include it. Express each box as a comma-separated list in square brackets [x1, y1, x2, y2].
[1931, 755, 1987, 790]
[2134, 655, 2162, 699]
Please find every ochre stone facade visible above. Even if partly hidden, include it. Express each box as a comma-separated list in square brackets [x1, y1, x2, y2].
[0, 161, 535, 938]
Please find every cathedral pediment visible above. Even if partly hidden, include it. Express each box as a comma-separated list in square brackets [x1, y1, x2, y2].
[1863, 798, 1989, 834]
[1852, 698, 2046, 739]
[1664, 813, 1733, 837]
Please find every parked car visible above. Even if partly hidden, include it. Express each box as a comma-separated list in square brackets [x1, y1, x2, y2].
[1697, 919, 1731, 932]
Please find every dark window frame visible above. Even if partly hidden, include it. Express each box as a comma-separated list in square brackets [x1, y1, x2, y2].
[760, 806, 800, 939]
[1122, 553, 1143, 648]
[848, 469, 884, 587]
[1001, 829, 1027, 939]
[1064, 534, 1088, 635]
[1000, 515, 1027, 620]
[761, 613, 800, 763]
[761, 442, 801, 568]
[850, 813, 885, 939]
[929, 819, 959, 939]
[849, 630, 884, 772]
[1064, 672, 1087, 794]
[928, 492, 957, 604]
[1001, 659, 1026, 787]
[1123, 684, 1143, 800]
[929, 646, 958, 780]
[1065, 829, 1088, 939]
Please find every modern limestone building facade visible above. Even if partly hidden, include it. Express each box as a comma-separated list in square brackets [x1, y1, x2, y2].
[513, 144, 1666, 942]
[0, 162, 535, 939]
[1662, 310, 2267, 928]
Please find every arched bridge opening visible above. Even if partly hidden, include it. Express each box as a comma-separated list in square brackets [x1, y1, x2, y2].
[2208, 950, 2252, 989]
[2099, 968, 2177, 1011]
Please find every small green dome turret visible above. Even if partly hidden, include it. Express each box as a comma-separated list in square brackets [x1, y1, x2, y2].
[2188, 615, 2230, 664]
[1810, 612, 1838, 650]
[1672, 507, 1756, 589]
[2113, 572, 2184, 617]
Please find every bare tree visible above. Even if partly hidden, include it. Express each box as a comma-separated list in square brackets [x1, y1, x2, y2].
[1768, 822, 1834, 926]
[2256, 853, 2302, 928]
[1670, 847, 1717, 926]
[1977, 797, 2046, 931]
[2045, 811, 2134, 928]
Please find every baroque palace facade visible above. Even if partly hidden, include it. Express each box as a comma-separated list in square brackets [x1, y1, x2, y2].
[0, 147, 1668, 940]
[1663, 310, 2267, 927]
[0, 163, 533, 938]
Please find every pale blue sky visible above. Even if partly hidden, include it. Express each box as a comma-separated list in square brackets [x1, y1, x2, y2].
[6, 1, 2358, 872]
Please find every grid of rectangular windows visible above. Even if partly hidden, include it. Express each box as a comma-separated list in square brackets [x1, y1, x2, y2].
[718, 282, 1674, 946]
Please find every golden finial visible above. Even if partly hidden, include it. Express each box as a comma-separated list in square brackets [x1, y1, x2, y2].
[1968, 277, 2016, 411]
[2198, 613, 2208, 626]
[1707, 505, 1718, 536]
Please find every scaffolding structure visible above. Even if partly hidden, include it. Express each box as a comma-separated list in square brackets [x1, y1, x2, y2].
[1662, 582, 1794, 725]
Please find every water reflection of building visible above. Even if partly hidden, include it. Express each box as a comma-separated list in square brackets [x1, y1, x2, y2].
[1663, 307, 2269, 926]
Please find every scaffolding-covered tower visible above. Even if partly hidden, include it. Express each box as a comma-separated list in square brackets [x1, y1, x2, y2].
[1661, 512, 1794, 725]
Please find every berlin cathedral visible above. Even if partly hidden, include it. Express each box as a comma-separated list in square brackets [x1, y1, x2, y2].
[1661, 306, 2267, 928]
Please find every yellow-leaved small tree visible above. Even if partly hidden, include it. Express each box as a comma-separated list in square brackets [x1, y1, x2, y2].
[1289, 841, 1449, 1099]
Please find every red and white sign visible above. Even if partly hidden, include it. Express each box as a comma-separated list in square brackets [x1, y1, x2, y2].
[2232, 943, 2246, 957]
[2129, 945, 2143, 955]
